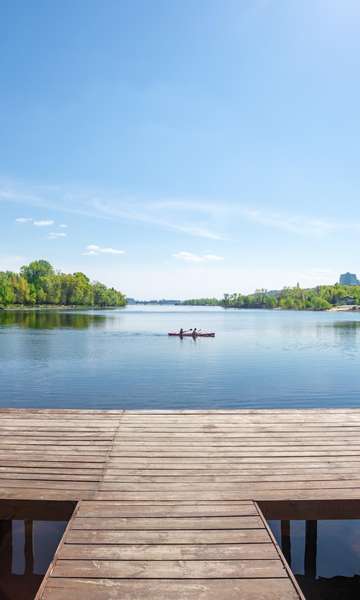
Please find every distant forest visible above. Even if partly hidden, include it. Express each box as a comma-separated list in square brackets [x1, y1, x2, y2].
[183, 284, 360, 311]
[0, 260, 126, 307]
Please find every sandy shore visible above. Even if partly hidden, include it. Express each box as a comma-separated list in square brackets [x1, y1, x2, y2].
[328, 305, 360, 312]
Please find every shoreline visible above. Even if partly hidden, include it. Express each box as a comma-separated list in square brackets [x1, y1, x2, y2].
[328, 304, 360, 312]
[2, 304, 360, 313]
[0, 305, 126, 311]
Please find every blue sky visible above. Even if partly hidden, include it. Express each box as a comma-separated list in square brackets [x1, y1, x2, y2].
[1, 0, 360, 299]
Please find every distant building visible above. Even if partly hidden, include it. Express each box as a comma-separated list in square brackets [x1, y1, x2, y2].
[339, 272, 360, 286]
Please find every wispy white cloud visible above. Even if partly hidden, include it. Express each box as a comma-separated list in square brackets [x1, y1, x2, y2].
[173, 251, 224, 263]
[241, 209, 340, 237]
[177, 225, 222, 240]
[203, 254, 225, 261]
[15, 217, 33, 223]
[59, 223, 68, 228]
[5, 178, 360, 241]
[92, 199, 223, 240]
[3, 180, 223, 241]
[150, 199, 220, 214]
[15, 217, 55, 227]
[33, 219, 54, 227]
[47, 232, 67, 239]
[82, 244, 125, 256]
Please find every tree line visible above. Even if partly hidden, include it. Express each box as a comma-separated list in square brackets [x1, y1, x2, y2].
[0, 260, 126, 307]
[182, 297, 219, 306]
[183, 284, 360, 311]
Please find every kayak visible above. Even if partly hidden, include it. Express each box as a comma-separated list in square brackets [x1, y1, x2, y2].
[168, 332, 215, 337]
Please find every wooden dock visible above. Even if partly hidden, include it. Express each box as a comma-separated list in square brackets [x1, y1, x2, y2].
[0, 408, 359, 599]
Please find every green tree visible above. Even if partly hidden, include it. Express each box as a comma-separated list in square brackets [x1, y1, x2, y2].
[20, 260, 54, 286]
[0, 273, 15, 306]
[0, 260, 126, 307]
[10, 274, 33, 304]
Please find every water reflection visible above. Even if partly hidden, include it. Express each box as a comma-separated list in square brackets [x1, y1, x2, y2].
[317, 320, 360, 338]
[269, 519, 360, 599]
[332, 321, 360, 329]
[0, 310, 106, 330]
[316, 321, 360, 356]
[2, 307, 360, 409]
[0, 519, 67, 599]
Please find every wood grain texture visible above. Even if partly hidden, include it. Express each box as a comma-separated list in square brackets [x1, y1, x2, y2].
[3, 408, 360, 599]
[41, 578, 301, 600]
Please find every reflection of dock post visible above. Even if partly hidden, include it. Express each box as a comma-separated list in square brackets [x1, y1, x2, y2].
[24, 519, 34, 574]
[281, 520, 291, 567]
[304, 520, 317, 579]
[0, 520, 12, 575]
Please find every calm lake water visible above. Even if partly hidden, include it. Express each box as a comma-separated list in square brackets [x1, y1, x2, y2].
[269, 519, 360, 599]
[0, 501, 73, 600]
[1, 305, 360, 410]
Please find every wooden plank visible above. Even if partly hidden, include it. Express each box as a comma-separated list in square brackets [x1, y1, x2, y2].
[73, 500, 254, 506]
[98, 480, 360, 493]
[70, 516, 263, 530]
[0, 479, 97, 490]
[0, 461, 104, 469]
[110, 441, 360, 447]
[51, 558, 286, 579]
[0, 490, 93, 501]
[109, 424, 360, 430]
[0, 450, 108, 458]
[77, 503, 257, 517]
[101, 473, 360, 483]
[40, 578, 301, 600]
[113, 435, 359, 440]
[66, 529, 270, 544]
[0, 473, 101, 481]
[58, 543, 278, 560]
[106, 457, 360, 466]
[108, 450, 360, 457]
[94, 489, 360, 501]
[103, 466, 360, 476]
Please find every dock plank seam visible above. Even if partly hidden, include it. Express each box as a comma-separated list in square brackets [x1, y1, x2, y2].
[0, 408, 358, 599]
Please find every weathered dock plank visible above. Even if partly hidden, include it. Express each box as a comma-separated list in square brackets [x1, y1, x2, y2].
[40, 578, 301, 600]
[0, 408, 358, 599]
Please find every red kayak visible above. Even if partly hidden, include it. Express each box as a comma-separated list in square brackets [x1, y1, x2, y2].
[168, 332, 215, 337]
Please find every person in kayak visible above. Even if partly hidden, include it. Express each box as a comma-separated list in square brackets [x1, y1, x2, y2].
[179, 328, 192, 337]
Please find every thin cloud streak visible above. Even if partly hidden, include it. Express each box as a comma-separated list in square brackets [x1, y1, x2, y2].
[15, 216, 55, 227]
[240, 209, 348, 237]
[82, 244, 125, 256]
[4, 179, 360, 240]
[92, 199, 224, 240]
[173, 251, 224, 263]
[33, 219, 54, 227]
[2, 181, 224, 241]
[47, 232, 67, 239]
